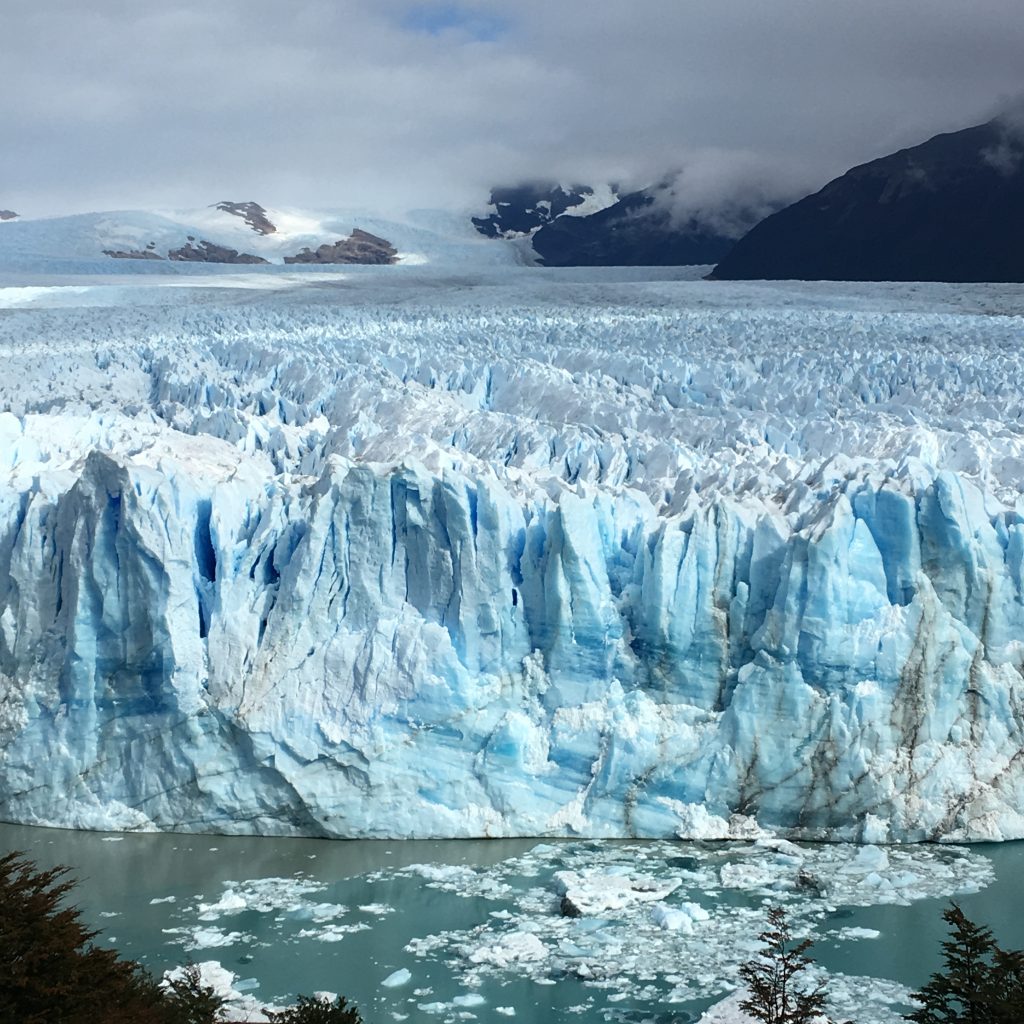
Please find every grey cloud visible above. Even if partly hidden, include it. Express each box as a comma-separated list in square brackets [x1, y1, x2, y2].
[2, 0, 1022, 216]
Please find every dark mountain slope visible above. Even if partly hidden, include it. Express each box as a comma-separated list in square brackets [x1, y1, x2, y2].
[713, 121, 1024, 282]
[531, 187, 738, 267]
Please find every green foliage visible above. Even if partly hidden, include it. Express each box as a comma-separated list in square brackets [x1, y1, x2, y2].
[269, 993, 364, 1023]
[738, 906, 832, 1024]
[907, 904, 1024, 1024]
[0, 850, 363, 1024]
[162, 962, 226, 1024]
[0, 850, 170, 1024]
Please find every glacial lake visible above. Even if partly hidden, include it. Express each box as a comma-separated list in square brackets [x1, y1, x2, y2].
[2, 822, 1022, 1023]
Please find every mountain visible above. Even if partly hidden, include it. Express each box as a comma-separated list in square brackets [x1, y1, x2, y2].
[530, 184, 742, 267]
[473, 180, 757, 266]
[712, 120, 1024, 282]
[0, 204, 520, 274]
[471, 182, 610, 238]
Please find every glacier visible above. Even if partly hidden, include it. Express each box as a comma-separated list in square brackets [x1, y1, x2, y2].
[2, 267, 1024, 840]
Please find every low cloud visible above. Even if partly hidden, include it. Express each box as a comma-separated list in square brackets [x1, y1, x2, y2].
[1, 0, 1022, 216]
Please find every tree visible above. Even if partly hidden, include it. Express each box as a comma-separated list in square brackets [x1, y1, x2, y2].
[908, 904, 1024, 1024]
[0, 850, 362, 1024]
[162, 963, 227, 1024]
[268, 993, 364, 1023]
[0, 850, 179, 1024]
[738, 906, 829, 1024]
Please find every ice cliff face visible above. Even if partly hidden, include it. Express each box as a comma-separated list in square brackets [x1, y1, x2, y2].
[2, 271, 1024, 841]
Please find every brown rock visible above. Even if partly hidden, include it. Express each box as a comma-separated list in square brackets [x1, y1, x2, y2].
[283, 228, 398, 265]
[214, 201, 277, 235]
[103, 248, 165, 260]
[168, 240, 269, 264]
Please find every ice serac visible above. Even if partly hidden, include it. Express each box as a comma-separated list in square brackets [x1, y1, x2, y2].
[2, 276, 1024, 841]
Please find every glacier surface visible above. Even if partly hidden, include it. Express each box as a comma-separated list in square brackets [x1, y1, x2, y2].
[2, 268, 1024, 840]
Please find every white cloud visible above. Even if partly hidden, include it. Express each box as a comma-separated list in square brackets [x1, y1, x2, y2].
[1, 0, 1022, 216]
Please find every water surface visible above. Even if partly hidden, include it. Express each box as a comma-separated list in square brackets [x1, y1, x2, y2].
[3, 823, 1021, 1023]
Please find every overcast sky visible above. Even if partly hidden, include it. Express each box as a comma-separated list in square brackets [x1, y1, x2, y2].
[2, 0, 1023, 217]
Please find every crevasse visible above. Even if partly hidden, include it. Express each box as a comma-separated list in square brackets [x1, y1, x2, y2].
[2, 274, 1023, 841]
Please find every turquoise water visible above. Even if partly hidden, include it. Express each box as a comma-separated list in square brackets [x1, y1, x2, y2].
[2, 822, 1022, 1023]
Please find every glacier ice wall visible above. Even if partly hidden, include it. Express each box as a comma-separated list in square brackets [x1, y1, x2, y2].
[2, 273, 1024, 841]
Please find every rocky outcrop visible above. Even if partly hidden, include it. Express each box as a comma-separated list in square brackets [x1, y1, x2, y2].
[103, 241, 164, 260]
[0, 210, 17, 221]
[284, 228, 398, 265]
[472, 183, 595, 238]
[712, 119, 1024, 282]
[214, 201, 277, 235]
[168, 240, 269, 264]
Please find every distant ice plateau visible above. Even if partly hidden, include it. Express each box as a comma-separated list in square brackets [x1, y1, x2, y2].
[2, 267, 1024, 841]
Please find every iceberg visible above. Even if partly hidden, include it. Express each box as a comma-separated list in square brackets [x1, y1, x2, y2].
[2, 270, 1024, 840]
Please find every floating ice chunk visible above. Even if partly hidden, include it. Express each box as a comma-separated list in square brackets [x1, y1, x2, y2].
[187, 927, 249, 949]
[467, 931, 547, 966]
[719, 862, 779, 890]
[554, 870, 680, 915]
[359, 903, 395, 915]
[381, 968, 412, 988]
[846, 846, 891, 874]
[651, 901, 710, 932]
[834, 927, 882, 940]
[296, 923, 370, 942]
[294, 902, 347, 922]
[162, 960, 242, 1002]
[198, 890, 248, 918]
[452, 993, 486, 1007]
[697, 991, 753, 1023]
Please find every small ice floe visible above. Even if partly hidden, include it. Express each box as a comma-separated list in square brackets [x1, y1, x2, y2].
[832, 927, 882, 941]
[293, 902, 348, 923]
[696, 991, 751, 1023]
[467, 931, 547, 966]
[162, 961, 244, 1002]
[150, 896, 176, 905]
[554, 869, 679, 916]
[650, 901, 710, 933]
[386, 837, 989, 1022]
[186, 927, 251, 950]
[198, 891, 248, 920]
[381, 968, 412, 988]
[296, 922, 371, 943]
